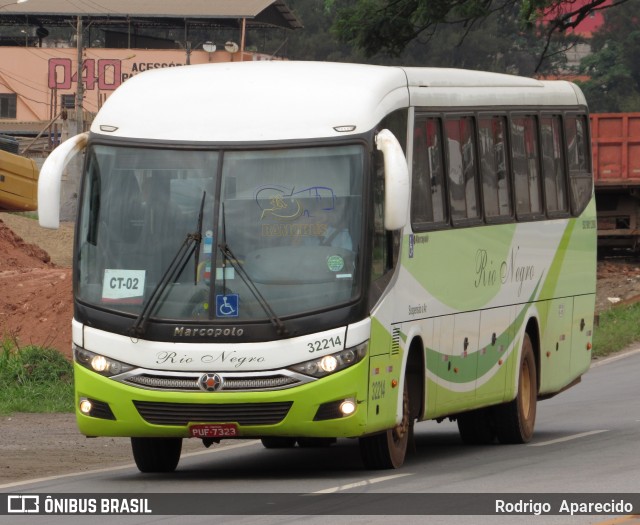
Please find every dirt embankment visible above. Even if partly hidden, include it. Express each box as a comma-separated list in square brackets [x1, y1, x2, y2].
[0, 213, 73, 358]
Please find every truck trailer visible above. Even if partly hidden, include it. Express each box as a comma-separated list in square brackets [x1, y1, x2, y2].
[592, 112, 640, 252]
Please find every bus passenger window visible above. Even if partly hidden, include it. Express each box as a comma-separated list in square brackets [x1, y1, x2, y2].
[540, 115, 568, 214]
[445, 117, 479, 222]
[479, 116, 511, 219]
[411, 118, 446, 228]
[565, 115, 592, 215]
[511, 116, 542, 217]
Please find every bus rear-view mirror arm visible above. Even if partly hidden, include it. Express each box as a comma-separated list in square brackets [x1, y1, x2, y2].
[376, 128, 409, 231]
[38, 132, 89, 229]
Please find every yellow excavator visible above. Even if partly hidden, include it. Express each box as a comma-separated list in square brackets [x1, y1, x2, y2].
[0, 147, 39, 212]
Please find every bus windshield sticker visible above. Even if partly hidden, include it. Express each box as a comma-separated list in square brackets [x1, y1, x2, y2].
[102, 269, 146, 304]
[215, 267, 235, 280]
[216, 294, 239, 317]
[327, 255, 344, 272]
[203, 230, 214, 254]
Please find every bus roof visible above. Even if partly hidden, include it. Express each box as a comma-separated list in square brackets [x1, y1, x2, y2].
[91, 61, 587, 143]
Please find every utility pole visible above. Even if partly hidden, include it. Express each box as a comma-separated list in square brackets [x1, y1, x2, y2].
[76, 16, 84, 135]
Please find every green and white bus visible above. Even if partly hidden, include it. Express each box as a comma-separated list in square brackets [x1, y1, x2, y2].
[39, 62, 596, 472]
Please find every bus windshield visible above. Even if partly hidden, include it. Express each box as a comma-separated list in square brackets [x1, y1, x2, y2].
[76, 143, 365, 323]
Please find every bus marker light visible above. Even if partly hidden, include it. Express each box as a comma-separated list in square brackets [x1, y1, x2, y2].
[546, 351, 551, 358]
[333, 125, 356, 133]
[79, 398, 92, 415]
[587, 343, 592, 350]
[498, 359, 503, 366]
[391, 379, 398, 388]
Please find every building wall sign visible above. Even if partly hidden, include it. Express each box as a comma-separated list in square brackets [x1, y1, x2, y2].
[0, 47, 269, 124]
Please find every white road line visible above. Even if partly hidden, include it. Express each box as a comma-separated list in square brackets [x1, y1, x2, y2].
[0, 440, 259, 490]
[528, 429, 609, 447]
[311, 473, 413, 493]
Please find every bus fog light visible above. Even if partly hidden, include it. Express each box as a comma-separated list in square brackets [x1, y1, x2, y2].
[320, 355, 338, 373]
[79, 398, 92, 414]
[340, 399, 356, 415]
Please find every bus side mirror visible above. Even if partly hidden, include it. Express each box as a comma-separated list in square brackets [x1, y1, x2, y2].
[376, 129, 409, 230]
[38, 133, 89, 229]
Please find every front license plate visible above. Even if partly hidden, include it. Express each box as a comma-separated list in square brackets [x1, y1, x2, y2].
[189, 423, 238, 438]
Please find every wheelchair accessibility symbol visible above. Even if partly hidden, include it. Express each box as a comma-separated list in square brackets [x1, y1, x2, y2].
[216, 294, 239, 317]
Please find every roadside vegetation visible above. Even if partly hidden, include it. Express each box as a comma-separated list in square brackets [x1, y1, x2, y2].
[0, 303, 636, 414]
[0, 339, 73, 415]
[593, 302, 640, 359]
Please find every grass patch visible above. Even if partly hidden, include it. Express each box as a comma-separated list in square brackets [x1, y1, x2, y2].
[0, 340, 74, 415]
[593, 302, 640, 359]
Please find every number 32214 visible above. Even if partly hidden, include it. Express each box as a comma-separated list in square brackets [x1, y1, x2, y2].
[307, 336, 342, 353]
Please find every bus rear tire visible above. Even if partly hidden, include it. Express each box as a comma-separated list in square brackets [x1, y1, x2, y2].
[130, 437, 182, 473]
[359, 382, 412, 469]
[493, 333, 537, 444]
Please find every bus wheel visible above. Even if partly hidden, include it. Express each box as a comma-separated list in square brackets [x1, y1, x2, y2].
[359, 382, 412, 469]
[493, 333, 537, 444]
[260, 437, 297, 449]
[130, 437, 182, 473]
[457, 408, 496, 445]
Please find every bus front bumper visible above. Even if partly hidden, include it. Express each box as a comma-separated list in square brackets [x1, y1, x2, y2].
[73, 359, 374, 440]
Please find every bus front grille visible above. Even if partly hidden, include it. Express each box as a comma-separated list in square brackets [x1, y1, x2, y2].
[133, 400, 293, 426]
[123, 373, 300, 392]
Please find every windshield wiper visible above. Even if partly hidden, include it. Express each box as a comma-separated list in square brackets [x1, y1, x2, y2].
[218, 242, 288, 336]
[218, 202, 288, 336]
[129, 192, 206, 338]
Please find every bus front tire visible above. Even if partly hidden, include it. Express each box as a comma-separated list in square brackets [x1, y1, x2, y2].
[130, 437, 182, 473]
[359, 382, 412, 469]
[493, 333, 537, 444]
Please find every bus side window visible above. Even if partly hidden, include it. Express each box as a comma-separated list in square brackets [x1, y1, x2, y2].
[511, 115, 542, 217]
[411, 117, 447, 228]
[565, 114, 592, 215]
[479, 116, 512, 219]
[540, 115, 569, 215]
[445, 117, 480, 223]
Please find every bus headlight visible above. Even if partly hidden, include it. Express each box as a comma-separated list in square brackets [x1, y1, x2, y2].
[288, 342, 368, 378]
[74, 345, 134, 377]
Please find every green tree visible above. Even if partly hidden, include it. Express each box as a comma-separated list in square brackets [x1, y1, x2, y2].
[578, 0, 640, 112]
[390, 3, 577, 75]
[328, 0, 629, 72]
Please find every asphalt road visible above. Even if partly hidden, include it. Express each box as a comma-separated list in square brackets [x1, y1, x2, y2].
[2, 349, 640, 525]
